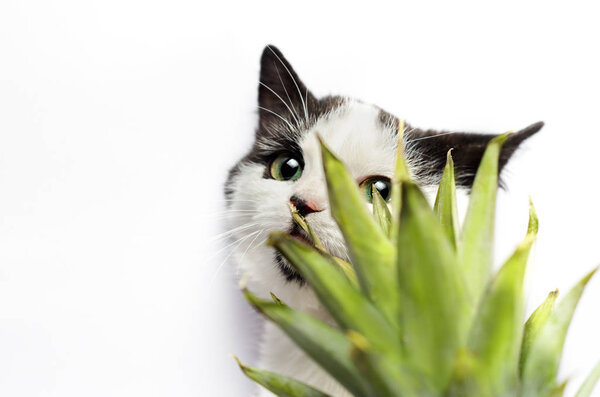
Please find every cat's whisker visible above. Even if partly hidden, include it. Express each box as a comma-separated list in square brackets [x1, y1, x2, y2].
[305, 87, 310, 125]
[273, 62, 308, 129]
[250, 237, 269, 252]
[205, 234, 254, 262]
[410, 130, 463, 142]
[208, 228, 262, 261]
[222, 198, 262, 202]
[267, 45, 309, 123]
[258, 106, 297, 131]
[260, 80, 301, 128]
[209, 222, 259, 242]
[273, 64, 303, 130]
[205, 209, 262, 218]
[238, 229, 264, 263]
[207, 230, 261, 293]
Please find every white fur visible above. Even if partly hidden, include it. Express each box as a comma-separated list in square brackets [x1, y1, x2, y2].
[227, 100, 402, 396]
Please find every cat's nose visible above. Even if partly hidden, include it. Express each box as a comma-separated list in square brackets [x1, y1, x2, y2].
[290, 195, 324, 217]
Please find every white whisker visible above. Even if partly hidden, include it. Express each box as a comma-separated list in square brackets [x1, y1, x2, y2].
[410, 131, 459, 142]
[267, 45, 309, 123]
[260, 81, 301, 128]
[208, 222, 259, 242]
[273, 64, 303, 129]
[207, 230, 261, 293]
[258, 106, 297, 131]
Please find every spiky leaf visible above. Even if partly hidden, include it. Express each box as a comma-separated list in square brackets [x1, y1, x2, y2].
[460, 133, 509, 304]
[390, 119, 409, 243]
[575, 361, 600, 397]
[445, 348, 493, 397]
[234, 356, 331, 397]
[396, 181, 469, 390]
[521, 267, 598, 396]
[519, 289, 559, 377]
[319, 139, 398, 326]
[243, 289, 369, 396]
[346, 330, 426, 397]
[433, 149, 459, 249]
[372, 186, 392, 236]
[465, 234, 535, 393]
[268, 232, 399, 352]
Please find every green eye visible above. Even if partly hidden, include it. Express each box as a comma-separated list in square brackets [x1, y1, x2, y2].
[360, 177, 391, 203]
[270, 154, 303, 181]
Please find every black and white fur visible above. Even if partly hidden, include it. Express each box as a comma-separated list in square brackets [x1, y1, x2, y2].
[225, 45, 542, 397]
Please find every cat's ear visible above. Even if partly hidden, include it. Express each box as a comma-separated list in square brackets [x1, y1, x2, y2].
[408, 121, 544, 188]
[258, 45, 316, 127]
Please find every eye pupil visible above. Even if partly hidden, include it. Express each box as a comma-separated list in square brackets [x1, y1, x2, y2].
[280, 158, 300, 180]
[372, 180, 390, 200]
[360, 177, 391, 203]
[270, 154, 303, 181]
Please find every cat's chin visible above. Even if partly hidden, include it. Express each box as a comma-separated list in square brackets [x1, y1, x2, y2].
[289, 223, 313, 246]
[274, 252, 305, 284]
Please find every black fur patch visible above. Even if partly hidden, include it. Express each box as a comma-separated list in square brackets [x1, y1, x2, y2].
[378, 107, 543, 188]
[274, 252, 305, 284]
[405, 121, 544, 188]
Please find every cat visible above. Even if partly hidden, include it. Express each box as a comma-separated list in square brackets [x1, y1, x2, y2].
[224, 45, 542, 397]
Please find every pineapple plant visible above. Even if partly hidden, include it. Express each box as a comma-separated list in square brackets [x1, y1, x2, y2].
[234, 121, 600, 397]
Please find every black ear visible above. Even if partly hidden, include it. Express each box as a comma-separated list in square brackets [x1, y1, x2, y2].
[258, 45, 316, 128]
[407, 121, 544, 188]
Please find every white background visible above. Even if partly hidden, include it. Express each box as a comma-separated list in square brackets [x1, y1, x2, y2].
[1, 1, 599, 396]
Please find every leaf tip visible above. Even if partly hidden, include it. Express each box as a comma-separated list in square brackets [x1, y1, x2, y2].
[266, 231, 286, 247]
[446, 148, 455, 166]
[492, 131, 512, 146]
[393, 119, 411, 182]
[346, 330, 370, 352]
[317, 135, 336, 161]
[238, 273, 249, 291]
[527, 197, 539, 236]
[270, 292, 284, 305]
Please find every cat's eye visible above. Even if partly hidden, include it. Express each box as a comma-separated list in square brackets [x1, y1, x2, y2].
[269, 154, 303, 181]
[360, 177, 391, 203]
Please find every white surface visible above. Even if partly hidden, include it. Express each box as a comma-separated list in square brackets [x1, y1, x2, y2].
[1, 1, 599, 396]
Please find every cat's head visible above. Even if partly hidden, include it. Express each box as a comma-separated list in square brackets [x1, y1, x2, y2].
[225, 45, 542, 297]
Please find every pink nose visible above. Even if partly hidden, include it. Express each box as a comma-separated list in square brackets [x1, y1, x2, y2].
[290, 195, 323, 217]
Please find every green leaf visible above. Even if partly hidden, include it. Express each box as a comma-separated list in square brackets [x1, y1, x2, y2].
[550, 380, 568, 397]
[289, 202, 326, 252]
[270, 291, 284, 305]
[290, 198, 359, 285]
[243, 289, 369, 397]
[527, 197, 539, 235]
[331, 256, 359, 287]
[234, 356, 332, 397]
[521, 267, 598, 396]
[519, 289, 559, 377]
[459, 133, 509, 305]
[433, 149, 459, 249]
[372, 185, 392, 236]
[575, 361, 600, 397]
[445, 348, 494, 397]
[319, 139, 398, 326]
[466, 234, 535, 394]
[346, 330, 427, 397]
[390, 119, 410, 244]
[396, 182, 469, 390]
[268, 232, 399, 352]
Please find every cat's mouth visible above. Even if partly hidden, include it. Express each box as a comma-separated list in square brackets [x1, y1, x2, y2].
[289, 223, 313, 246]
[272, 223, 311, 284]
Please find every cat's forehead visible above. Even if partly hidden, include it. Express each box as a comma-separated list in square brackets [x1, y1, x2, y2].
[299, 100, 397, 177]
